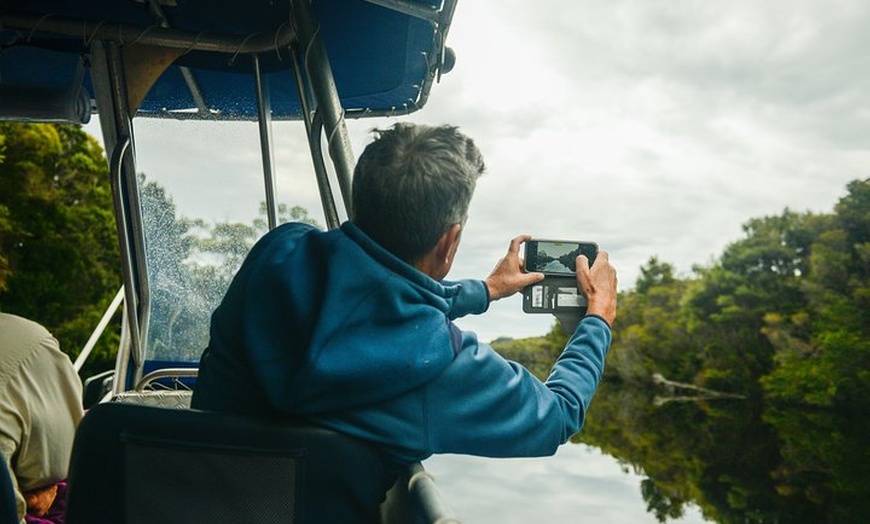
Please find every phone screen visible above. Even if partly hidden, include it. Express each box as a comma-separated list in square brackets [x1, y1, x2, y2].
[525, 240, 598, 276]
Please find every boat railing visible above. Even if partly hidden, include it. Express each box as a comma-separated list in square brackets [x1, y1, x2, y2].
[406, 463, 463, 523]
[72, 287, 125, 373]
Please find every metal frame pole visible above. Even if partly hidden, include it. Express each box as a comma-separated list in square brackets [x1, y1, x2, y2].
[290, 43, 341, 230]
[291, 0, 355, 217]
[253, 54, 279, 230]
[91, 40, 150, 392]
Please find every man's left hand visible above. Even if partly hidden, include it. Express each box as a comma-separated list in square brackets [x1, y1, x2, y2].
[485, 235, 545, 301]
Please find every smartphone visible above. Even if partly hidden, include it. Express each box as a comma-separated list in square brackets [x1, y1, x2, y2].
[524, 239, 598, 276]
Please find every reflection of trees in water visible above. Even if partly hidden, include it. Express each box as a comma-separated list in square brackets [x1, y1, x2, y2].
[557, 249, 579, 272]
[536, 248, 579, 272]
[575, 383, 870, 523]
[536, 250, 556, 271]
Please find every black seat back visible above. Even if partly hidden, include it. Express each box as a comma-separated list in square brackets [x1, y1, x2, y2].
[65, 402, 396, 524]
[0, 458, 18, 524]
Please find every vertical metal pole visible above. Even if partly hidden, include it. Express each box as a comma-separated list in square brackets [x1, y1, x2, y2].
[291, 0, 355, 217]
[91, 40, 150, 391]
[109, 138, 143, 385]
[253, 54, 279, 230]
[290, 43, 340, 230]
[308, 113, 341, 229]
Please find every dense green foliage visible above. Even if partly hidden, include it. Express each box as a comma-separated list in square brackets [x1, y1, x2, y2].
[0, 123, 121, 375]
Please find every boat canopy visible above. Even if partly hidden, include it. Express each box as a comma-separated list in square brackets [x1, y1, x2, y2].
[0, 0, 455, 121]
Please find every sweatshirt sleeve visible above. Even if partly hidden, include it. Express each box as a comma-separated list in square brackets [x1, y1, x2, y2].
[424, 315, 611, 457]
[441, 279, 489, 319]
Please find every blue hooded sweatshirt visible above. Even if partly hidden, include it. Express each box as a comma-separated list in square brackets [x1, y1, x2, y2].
[192, 222, 611, 463]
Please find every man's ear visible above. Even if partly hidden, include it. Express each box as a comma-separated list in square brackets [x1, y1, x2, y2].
[416, 224, 462, 280]
[436, 223, 462, 264]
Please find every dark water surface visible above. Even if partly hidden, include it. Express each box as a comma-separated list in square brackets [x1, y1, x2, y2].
[426, 384, 870, 523]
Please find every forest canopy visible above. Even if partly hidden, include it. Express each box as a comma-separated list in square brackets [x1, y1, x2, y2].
[0, 122, 120, 375]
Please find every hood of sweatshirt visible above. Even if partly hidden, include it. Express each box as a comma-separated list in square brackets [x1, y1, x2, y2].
[207, 221, 488, 415]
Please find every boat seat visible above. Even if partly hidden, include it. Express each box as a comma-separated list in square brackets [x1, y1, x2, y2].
[0, 458, 18, 524]
[65, 402, 398, 524]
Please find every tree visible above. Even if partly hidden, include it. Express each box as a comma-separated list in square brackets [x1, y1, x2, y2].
[139, 175, 320, 362]
[608, 257, 696, 385]
[0, 123, 121, 375]
[762, 178, 870, 406]
[491, 320, 570, 379]
[681, 210, 820, 393]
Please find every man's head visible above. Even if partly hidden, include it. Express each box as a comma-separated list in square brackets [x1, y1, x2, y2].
[351, 123, 485, 267]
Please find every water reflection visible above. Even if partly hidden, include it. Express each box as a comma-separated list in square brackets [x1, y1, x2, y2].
[426, 383, 870, 523]
[578, 383, 870, 523]
[425, 444, 709, 523]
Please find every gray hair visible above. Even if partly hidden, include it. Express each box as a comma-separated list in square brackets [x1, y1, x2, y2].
[351, 123, 485, 264]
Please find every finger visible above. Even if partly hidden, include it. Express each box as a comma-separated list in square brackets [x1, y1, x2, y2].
[515, 272, 545, 291]
[595, 251, 610, 266]
[508, 234, 531, 255]
[576, 254, 591, 273]
[528, 271, 545, 284]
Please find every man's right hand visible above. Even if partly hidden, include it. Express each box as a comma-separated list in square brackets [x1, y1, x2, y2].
[576, 251, 618, 326]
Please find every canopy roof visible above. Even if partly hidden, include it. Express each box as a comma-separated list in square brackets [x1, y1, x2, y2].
[0, 0, 455, 120]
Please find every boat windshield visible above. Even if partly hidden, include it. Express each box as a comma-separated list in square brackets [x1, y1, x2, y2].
[135, 118, 327, 364]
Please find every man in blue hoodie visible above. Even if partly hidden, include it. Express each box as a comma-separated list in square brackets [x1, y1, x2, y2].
[192, 123, 617, 465]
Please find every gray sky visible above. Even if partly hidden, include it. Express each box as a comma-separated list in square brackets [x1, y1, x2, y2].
[85, 0, 870, 342]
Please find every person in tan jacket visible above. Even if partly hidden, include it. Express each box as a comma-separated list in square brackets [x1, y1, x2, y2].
[0, 313, 83, 523]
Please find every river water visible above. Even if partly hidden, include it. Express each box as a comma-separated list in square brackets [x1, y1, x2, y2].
[426, 444, 709, 523]
[424, 383, 870, 523]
